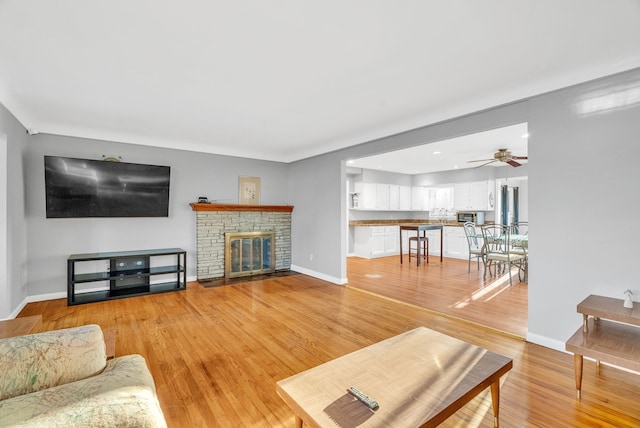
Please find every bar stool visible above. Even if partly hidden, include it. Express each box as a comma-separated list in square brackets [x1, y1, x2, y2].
[408, 236, 429, 265]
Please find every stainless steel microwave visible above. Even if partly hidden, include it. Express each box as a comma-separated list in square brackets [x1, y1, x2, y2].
[457, 211, 485, 225]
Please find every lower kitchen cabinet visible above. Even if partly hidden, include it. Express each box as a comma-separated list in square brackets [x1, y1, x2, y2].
[352, 224, 474, 260]
[425, 229, 442, 256]
[443, 226, 469, 260]
[354, 226, 399, 258]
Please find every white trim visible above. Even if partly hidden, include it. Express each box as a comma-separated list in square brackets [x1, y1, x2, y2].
[290, 265, 347, 285]
[525, 332, 566, 353]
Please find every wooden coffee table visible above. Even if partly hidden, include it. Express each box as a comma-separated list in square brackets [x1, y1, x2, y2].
[276, 327, 512, 428]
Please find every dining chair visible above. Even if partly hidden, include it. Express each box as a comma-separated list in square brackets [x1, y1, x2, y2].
[511, 221, 528, 236]
[509, 223, 528, 282]
[481, 224, 526, 286]
[463, 222, 484, 272]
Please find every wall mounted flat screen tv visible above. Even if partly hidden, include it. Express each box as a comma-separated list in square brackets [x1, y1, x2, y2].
[44, 156, 171, 218]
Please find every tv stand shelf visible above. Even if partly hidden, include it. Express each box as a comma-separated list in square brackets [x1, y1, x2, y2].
[67, 248, 186, 306]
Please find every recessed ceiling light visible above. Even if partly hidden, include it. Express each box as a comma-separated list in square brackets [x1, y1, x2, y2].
[522, 133, 529, 139]
[346, 160, 354, 165]
[432, 151, 441, 155]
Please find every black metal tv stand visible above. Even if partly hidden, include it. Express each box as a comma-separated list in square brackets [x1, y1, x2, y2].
[67, 248, 186, 305]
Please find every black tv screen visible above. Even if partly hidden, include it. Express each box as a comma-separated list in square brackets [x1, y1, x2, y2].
[44, 156, 170, 218]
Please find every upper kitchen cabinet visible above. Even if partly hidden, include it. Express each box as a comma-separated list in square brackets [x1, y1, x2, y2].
[411, 186, 425, 210]
[376, 184, 390, 210]
[389, 185, 400, 210]
[399, 186, 411, 210]
[357, 183, 393, 210]
[352, 182, 415, 211]
[454, 181, 495, 211]
[361, 183, 378, 209]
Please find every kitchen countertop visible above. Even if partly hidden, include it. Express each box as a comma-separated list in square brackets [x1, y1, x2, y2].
[349, 219, 462, 227]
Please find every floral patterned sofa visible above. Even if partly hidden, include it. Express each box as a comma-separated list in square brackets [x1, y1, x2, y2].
[0, 324, 166, 427]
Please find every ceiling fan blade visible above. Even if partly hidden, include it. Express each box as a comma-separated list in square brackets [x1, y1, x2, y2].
[474, 160, 497, 168]
[467, 158, 494, 163]
[506, 160, 522, 167]
[512, 156, 528, 160]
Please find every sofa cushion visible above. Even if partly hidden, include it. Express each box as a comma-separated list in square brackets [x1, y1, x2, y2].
[0, 324, 106, 400]
[0, 354, 166, 427]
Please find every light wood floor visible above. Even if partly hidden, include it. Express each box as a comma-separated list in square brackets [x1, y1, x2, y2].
[18, 272, 640, 427]
[346, 255, 528, 337]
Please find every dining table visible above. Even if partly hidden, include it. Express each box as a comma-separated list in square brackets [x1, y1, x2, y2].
[399, 223, 444, 265]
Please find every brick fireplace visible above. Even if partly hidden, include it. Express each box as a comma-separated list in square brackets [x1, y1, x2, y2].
[190, 203, 293, 280]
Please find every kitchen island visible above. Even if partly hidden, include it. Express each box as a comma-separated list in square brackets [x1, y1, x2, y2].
[349, 219, 464, 260]
[399, 223, 444, 264]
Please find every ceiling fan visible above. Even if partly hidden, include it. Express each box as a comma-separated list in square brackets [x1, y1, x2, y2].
[468, 148, 528, 168]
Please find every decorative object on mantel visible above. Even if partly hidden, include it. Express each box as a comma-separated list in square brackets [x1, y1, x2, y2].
[624, 289, 633, 308]
[239, 176, 260, 204]
[101, 155, 122, 162]
[198, 196, 210, 203]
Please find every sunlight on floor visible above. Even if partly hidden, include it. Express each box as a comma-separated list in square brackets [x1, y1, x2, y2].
[451, 270, 516, 309]
[365, 273, 383, 279]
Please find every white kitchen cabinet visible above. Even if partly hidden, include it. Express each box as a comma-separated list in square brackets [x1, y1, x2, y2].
[370, 227, 385, 257]
[399, 186, 411, 210]
[426, 230, 441, 256]
[383, 226, 398, 254]
[351, 182, 430, 212]
[411, 187, 425, 210]
[353, 226, 399, 258]
[388, 185, 400, 210]
[453, 183, 471, 210]
[443, 226, 469, 260]
[470, 181, 495, 211]
[422, 187, 434, 211]
[361, 183, 377, 210]
[377, 184, 390, 210]
[454, 181, 495, 211]
[357, 183, 392, 210]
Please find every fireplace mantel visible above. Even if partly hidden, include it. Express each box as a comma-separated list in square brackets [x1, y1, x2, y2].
[190, 203, 294, 213]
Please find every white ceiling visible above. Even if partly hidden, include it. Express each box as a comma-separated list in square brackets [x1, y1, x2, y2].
[1, 1, 639, 163]
[348, 122, 529, 175]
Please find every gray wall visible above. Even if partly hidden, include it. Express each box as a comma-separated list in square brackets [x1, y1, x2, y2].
[527, 69, 640, 348]
[0, 103, 28, 318]
[22, 134, 289, 298]
[288, 152, 347, 283]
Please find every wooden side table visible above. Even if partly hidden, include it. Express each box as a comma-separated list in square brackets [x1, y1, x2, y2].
[565, 294, 640, 398]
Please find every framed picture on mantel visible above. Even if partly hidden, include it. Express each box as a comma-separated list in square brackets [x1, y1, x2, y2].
[239, 176, 260, 205]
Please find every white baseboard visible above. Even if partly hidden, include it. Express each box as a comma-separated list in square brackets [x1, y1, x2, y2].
[290, 265, 347, 285]
[5, 291, 67, 320]
[525, 332, 567, 353]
